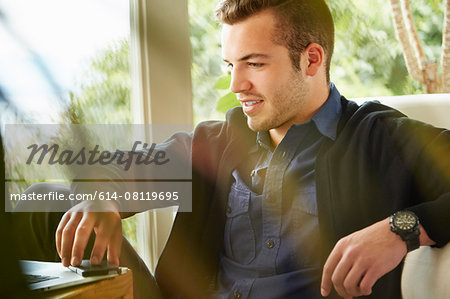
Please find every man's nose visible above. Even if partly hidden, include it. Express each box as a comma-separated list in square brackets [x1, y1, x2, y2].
[230, 68, 252, 94]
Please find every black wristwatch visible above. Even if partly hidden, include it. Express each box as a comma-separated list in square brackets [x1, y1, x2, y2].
[390, 210, 420, 252]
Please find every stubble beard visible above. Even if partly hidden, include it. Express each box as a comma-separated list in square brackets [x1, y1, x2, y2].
[246, 70, 308, 132]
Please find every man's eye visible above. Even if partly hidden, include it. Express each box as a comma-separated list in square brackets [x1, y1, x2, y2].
[248, 62, 263, 67]
[226, 63, 233, 72]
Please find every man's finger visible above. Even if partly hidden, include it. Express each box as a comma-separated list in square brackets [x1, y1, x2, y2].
[106, 225, 123, 266]
[70, 214, 96, 266]
[321, 244, 343, 297]
[358, 267, 379, 296]
[330, 255, 353, 298]
[343, 264, 366, 297]
[60, 213, 82, 267]
[89, 232, 108, 265]
[89, 216, 118, 265]
[55, 212, 71, 258]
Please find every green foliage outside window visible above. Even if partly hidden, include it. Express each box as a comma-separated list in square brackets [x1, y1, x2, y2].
[70, 39, 132, 125]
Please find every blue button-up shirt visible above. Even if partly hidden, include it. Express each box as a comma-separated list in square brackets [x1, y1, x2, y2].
[216, 83, 342, 299]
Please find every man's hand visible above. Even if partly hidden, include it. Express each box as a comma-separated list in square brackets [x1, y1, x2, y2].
[320, 218, 407, 298]
[55, 200, 122, 267]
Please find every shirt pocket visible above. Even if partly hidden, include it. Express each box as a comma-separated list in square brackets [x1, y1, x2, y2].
[296, 187, 318, 216]
[289, 188, 320, 268]
[224, 184, 256, 265]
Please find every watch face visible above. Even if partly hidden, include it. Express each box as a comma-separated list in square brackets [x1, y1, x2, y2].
[394, 212, 417, 230]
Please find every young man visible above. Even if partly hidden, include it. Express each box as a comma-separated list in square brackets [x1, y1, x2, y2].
[45, 0, 450, 298]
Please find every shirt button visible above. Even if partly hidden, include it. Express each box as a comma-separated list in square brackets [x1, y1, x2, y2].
[226, 205, 232, 214]
[234, 290, 242, 299]
[250, 169, 256, 176]
[281, 151, 287, 159]
[266, 240, 275, 249]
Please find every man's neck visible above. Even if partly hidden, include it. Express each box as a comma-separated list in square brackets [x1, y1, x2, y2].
[269, 125, 291, 148]
[269, 83, 331, 148]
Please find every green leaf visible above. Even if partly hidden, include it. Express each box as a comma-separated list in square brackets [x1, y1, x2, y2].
[216, 92, 240, 113]
[214, 75, 231, 90]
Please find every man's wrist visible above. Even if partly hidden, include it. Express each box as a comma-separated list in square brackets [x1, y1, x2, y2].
[419, 224, 436, 246]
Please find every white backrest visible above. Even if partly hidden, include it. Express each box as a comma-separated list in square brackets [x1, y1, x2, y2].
[352, 93, 450, 129]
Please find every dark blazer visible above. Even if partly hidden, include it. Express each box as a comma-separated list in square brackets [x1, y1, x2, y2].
[155, 97, 450, 299]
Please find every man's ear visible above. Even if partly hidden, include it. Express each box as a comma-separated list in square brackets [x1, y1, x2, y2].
[302, 43, 325, 77]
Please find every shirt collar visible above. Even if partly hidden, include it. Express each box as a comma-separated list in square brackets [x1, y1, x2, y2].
[256, 131, 272, 152]
[310, 82, 342, 141]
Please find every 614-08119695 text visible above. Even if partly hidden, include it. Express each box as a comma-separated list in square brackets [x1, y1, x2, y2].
[98, 191, 179, 201]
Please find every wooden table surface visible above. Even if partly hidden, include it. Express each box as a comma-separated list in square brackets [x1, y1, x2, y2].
[42, 269, 133, 299]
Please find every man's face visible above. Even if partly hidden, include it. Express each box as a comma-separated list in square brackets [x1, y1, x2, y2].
[221, 10, 309, 132]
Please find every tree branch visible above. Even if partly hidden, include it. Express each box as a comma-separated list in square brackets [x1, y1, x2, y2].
[402, 0, 427, 67]
[389, 0, 423, 84]
[403, 0, 441, 93]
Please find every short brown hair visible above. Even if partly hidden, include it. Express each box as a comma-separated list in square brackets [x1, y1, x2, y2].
[216, 0, 334, 82]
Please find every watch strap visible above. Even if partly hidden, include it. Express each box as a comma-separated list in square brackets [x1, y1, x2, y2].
[404, 232, 420, 252]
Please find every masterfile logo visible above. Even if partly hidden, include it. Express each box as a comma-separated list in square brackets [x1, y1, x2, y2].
[26, 141, 170, 171]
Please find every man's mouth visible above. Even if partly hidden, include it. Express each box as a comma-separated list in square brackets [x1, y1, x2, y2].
[243, 100, 262, 106]
[240, 99, 264, 113]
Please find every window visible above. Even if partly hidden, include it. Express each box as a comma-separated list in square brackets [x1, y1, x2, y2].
[0, 0, 138, 248]
[0, 0, 131, 124]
